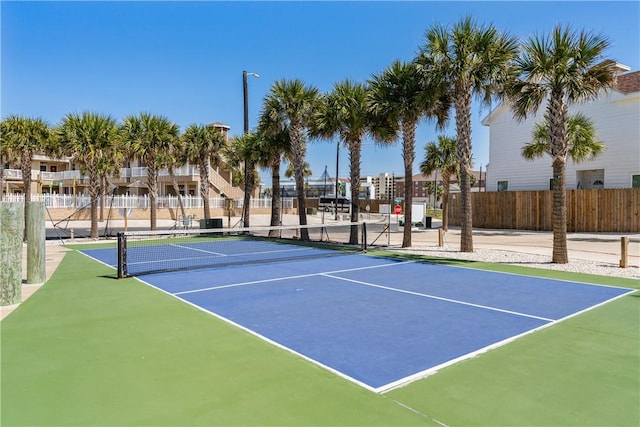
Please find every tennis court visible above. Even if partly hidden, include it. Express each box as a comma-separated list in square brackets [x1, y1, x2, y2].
[80, 228, 633, 393]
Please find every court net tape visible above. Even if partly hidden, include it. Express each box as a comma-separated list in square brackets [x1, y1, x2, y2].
[117, 222, 368, 278]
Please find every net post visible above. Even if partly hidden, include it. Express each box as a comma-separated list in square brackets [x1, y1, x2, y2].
[117, 232, 127, 279]
[361, 222, 367, 253]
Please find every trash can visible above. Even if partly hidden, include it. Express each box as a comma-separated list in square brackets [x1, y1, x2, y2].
[424, 216, 432, 229]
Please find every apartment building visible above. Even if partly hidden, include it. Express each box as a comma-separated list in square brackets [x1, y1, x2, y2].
[1, 122, 244, 200]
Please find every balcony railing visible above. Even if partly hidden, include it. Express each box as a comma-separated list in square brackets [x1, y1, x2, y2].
[3, 165, 202, 182]
[1, 193, 293, 210]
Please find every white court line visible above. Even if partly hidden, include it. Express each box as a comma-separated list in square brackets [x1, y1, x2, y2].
[174, 260, 416, 295]
[127, 246, 314, 266]
[378, 287, 637, 393]
[321, 273, 555, 322]
[170, 243, 227, 256]
[169, 243, 228, 257]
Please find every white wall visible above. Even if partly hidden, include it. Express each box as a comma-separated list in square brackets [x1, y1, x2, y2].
[485, 88, 640, 191]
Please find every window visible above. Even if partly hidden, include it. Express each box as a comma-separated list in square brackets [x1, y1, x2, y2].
[633, 175, 640, 188]
[497, 181, 508, 192]
[40, 164, 47, 172]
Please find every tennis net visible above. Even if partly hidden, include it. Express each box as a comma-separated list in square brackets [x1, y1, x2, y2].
[117, 222, 367, 278]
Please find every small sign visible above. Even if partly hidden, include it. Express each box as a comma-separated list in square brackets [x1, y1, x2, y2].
[394, 204, 402, 215]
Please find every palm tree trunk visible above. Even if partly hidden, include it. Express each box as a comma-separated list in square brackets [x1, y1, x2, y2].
[146, 163, 158, 231]
[168, 167, 186, 220]
[348, 140, 361, 245]
[242, 162, 253, 228]
[442, 171, 451, 231]
[269, 160, 281, 237]
[87, 165, 100, 239]
[548, 92, 569, 264]
[455, 90, 473, 252]
[289, 123, 309, 241]
[551, 159, 568, 263]
[401, 119, 416, 248]
[21, 152, 32, 242]
[99, 175, 105, 222]
[200, 156, 211, 220]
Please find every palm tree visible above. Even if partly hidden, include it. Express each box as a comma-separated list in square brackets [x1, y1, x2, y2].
[420, 135, 458, 231]
[1, 115, 52, 240]
[417, 16, 519, 252]
[260, 79, 320, 241]
[368, 61, 448, 247]
[182, 124, 226, 220]
[311, 80, 370, 244]
[161, 134, 187, 221]
[284, 160, 312, 180]
[506, 25, 617, 263]
[228, 132, 261, 227]
[121, 113, 179, 230]
[256, 114, 292, 236]
[57, 112, 119, 238]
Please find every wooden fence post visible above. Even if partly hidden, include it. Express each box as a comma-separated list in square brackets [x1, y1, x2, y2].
[620, 236, 629, 268]
[1, 202, 24, 305]
[27, 201, 46, 284]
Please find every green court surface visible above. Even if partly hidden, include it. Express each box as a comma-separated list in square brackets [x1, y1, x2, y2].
[1, 249, 638, 426]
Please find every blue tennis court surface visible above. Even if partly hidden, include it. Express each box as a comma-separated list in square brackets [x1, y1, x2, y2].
[81, 245, 633, 392]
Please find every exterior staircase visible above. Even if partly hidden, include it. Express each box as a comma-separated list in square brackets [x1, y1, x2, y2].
[208, 166, 243, 199]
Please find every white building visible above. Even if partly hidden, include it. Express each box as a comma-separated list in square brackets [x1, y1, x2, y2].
[363, 173, 395, 199]
[483, 64, 640, 191]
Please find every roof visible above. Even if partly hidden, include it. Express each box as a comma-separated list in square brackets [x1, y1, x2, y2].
[615, 71, 640, 94]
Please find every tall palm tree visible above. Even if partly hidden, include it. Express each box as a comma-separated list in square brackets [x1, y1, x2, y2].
[182, 124, 226, 220]
[311, 80, 371, 244]
[368, 61, 448, 247]
[257, 114, 291, 236]
[1, 115, 52, 240]
[506, 25, 617, 263]
[57, 112, 119, 238]
[417, 16, 519, 252]
[228, 132, 261, 228]
[121, 113, 180, 230]
[420, 135, 458, 231]
[161, 134, 187, 221]
[260, 79, 320, 241]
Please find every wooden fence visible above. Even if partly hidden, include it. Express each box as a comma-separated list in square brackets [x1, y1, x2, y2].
[447, 188, 640, 232]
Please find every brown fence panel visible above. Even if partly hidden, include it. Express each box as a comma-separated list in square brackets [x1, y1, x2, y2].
[448, 188, 639, 232]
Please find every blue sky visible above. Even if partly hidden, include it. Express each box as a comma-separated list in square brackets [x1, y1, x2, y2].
[2, 1, 639, 188]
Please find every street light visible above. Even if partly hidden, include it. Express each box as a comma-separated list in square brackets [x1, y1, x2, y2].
[242, 70, 259, 227]
[243, 71, 260, 134]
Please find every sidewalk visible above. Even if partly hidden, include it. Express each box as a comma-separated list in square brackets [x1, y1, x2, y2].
[45, 213, 639, 267]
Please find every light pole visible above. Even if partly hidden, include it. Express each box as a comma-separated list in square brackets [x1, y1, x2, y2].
[243, 71, 260, 134]
[335, 141, 339, 221]
[242, 70, 259, 227]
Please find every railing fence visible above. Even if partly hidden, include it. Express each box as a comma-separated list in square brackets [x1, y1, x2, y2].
[1, 194, 293, 210]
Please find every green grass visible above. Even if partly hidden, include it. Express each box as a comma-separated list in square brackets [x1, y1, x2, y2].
[1, 249, 638, 426]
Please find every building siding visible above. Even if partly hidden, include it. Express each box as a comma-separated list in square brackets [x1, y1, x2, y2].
[485, 80, 640, 191]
